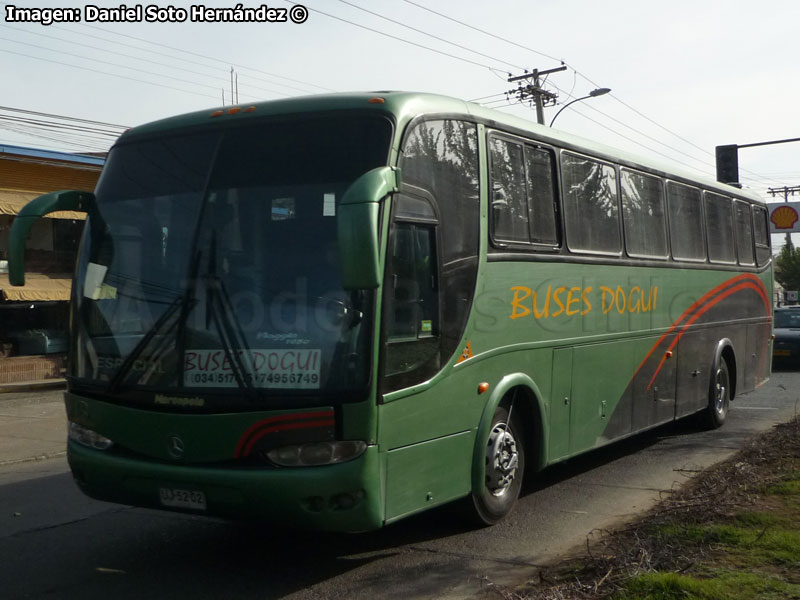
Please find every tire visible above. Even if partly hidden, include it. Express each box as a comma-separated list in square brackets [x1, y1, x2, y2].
[702, 357, 731, 429]
[469, 406, 525, 526]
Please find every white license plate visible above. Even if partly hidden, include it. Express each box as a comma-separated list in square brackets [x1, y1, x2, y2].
[159, 487, 207, 510]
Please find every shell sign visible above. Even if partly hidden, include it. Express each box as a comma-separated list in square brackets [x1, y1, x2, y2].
[768, 202, 800, 233]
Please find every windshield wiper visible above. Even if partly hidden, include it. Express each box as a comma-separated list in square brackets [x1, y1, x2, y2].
[107, 293, 189, 392]
[203, 230, 257, 397]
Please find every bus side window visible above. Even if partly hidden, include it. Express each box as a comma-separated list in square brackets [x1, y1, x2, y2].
[667, 182, 706, 262]
[488, 137, 559, 248]
[561, 151, 621, 255]
[704, 192, 736, 264]
[620, 169, 668, 259]
[752, 205, 771, 266]
[490, 137, 528, 244]
[525, 146, 559, 246]
[733, 200, 755, 266]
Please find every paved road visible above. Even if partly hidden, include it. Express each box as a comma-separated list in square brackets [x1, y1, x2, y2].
[0, 371, 798, 599]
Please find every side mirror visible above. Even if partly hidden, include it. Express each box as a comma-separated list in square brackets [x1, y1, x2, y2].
[338, 166, 399, 290]
[8, 190, 95, 286]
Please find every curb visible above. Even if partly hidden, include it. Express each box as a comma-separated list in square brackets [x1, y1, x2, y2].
[0, 379, 66, 395]
[0, 450, 67, 467]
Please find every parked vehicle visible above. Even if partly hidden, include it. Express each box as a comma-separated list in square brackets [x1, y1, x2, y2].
[773, 306, 800, 367]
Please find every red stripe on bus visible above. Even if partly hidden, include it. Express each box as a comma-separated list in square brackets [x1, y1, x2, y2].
[234, 410, 335, 457]
[643, 276, 770, 391]
[241, 419, 336, 457]
[634, 274, 768, 379]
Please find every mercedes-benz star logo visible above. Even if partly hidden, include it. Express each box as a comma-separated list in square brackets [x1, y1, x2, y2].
[167, 436, 185, 459]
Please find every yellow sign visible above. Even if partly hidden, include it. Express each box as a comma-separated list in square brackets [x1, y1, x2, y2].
[456, 341, 474, 363]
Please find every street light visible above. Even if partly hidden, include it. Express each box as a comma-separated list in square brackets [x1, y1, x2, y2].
[549, 87, 611, 127]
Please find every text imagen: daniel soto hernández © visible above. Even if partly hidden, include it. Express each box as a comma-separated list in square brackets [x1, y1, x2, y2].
[4, 3, 309, 25]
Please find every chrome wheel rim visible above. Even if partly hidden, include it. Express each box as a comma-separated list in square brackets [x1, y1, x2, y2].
[714, 367, 729, 414]
[485, 422, 519, 497]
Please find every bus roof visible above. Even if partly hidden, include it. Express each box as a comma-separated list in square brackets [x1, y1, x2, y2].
[121, 91, 763, 204]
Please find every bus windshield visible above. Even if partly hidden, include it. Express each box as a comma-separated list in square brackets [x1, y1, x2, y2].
[71, 114, 392, 406]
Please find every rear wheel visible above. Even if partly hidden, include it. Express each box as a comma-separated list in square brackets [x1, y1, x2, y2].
[470, 406, 525, 525]
[702, 357, 730, 429]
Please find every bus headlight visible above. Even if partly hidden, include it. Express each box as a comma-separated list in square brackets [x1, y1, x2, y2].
[266, 440, 367, 467]
[68, 421, 114, 451]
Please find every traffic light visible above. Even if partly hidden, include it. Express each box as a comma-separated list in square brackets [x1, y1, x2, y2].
[715, 144, 739, 186]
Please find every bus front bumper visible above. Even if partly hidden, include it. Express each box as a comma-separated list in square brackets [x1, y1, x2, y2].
[67, 441, 384, 532]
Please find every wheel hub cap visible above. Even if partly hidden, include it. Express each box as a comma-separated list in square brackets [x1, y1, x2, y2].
[486, 423, 519, 496]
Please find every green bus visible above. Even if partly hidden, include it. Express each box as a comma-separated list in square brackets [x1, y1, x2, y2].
[8, 92, 773, 531]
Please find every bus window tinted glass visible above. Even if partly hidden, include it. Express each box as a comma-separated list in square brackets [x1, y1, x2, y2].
[562, 152, 620, 254]
[667, 182, 705, 261]
[526, 146, 558, 245]
[490, 137, 528, 244]
[396, 119, 479, 390]
[386, 223, 438, 360]
[752, 205, 771, 266]
[704, 192, 736, 264]
[733, 200, 755, 266]
[621, 169, 668, 258]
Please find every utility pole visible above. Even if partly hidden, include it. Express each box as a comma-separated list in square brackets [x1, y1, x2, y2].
[507, 65, 567, 125]
[768, 185, 800, 247]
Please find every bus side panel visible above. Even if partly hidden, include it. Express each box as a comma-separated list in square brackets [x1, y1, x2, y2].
[746, 321, 771, 390]
[549, 347, 572, 462]
[631, 334, 677, 431]
[569, 340, 634, 454]
[379, 350, 553, 518]
[384, 431, 473, 522]
[675, 330, 711, 418]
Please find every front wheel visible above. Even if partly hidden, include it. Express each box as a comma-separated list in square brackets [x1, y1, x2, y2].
[702, 358, 731, 429]
[469, 406, 525, 526]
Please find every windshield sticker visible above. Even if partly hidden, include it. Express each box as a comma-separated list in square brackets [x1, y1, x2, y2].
[323, 193, 336, 217]
[83, 262, 117, 299]
[184, 349, 321, 389]
[271, 197, 295, 220]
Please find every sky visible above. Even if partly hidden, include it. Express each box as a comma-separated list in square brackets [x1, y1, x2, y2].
[2, 0, 799, 245]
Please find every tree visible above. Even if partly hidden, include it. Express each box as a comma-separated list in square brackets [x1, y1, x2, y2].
[775, 238, 800, 292]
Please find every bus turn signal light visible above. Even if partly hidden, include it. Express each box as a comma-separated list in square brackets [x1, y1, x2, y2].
[478, 382, 490, 394]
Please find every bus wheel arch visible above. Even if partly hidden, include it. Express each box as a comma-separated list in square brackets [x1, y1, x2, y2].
[468, 377, 545, 525]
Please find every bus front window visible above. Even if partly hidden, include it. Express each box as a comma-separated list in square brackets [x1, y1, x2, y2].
[72, 115, 392, 406]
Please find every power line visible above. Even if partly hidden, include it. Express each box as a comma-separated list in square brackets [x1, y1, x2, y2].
[400, 0, 564, 65]
[0, 47, 221, 101]
[0, 115, 120, 138]
[0, 35, 248, 96]
[334, 0, 522, 71]
[283, 1, 499, 71]
[400, 1, 783, 187]
[75, 20, 334, 92]
[0, 122, 109, 152]
[0, 105, 128, 129]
